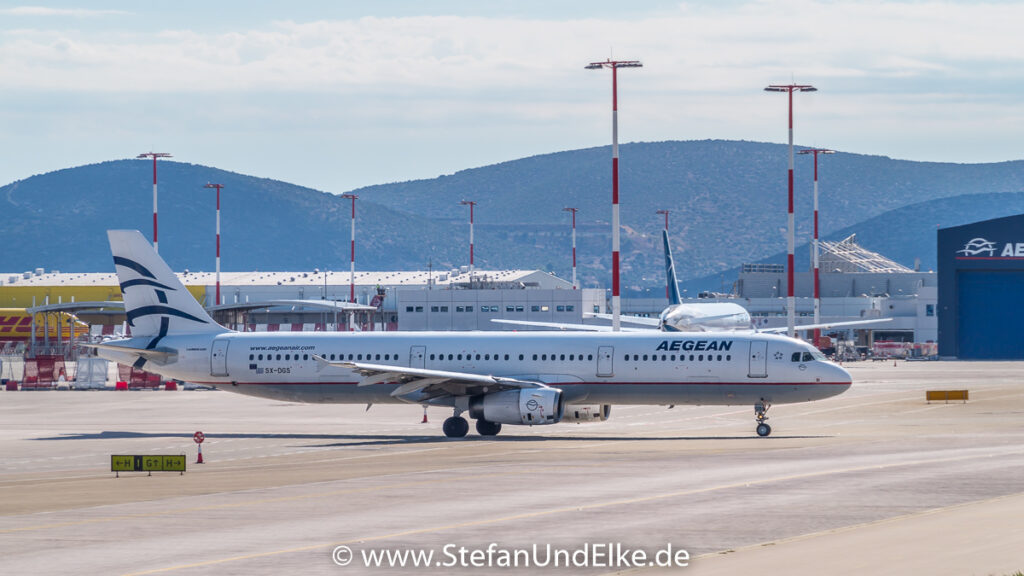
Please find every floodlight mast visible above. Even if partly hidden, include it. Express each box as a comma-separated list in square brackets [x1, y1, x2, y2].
[137, 152, 171, 253]
[460, 200, 477, 279]
[764, 83, 817, 338]
[204, 183, 224, 306]
[563, 207, 578, 289]
[798, 148, 834, 346]
[341, 194, 358, 304]
[587, 59, 642, 331]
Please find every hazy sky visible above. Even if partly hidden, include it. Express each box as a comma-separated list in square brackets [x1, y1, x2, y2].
[2, 1, 1023, 194]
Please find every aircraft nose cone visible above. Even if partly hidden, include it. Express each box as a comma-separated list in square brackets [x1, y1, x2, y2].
[830, 362, 853, 393]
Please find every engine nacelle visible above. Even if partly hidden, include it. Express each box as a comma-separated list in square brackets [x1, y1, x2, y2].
[561, 404, 611, 423]
[469, 388, 563, 425]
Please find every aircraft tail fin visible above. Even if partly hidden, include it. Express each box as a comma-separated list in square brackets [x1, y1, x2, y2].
[663, 230, 682, 305]
[107, 230, 227, 338]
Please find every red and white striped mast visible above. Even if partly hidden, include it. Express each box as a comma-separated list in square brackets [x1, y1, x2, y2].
[563, 207, 578, 289]
[657, 209, 670, 298]
[764, 83, 816, 338]
[341, 194, 358, 303]
[204, 183, 224, 306]
[587, 58, 642, 332]
[137, 152, 171, 253]
[460, 200, 477, 278]
[798, 148, 834, 346]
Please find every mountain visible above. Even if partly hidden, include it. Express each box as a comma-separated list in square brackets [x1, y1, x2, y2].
[680, 191, 1024, 294]
[3, 140, 1024, 294]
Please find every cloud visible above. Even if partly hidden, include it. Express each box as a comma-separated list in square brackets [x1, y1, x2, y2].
[0, 6, 128, 17]
[1, 2, 1023, 98]
[2, 0, 1024, 190]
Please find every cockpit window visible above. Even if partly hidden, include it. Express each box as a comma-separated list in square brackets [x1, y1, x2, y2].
[792, 349, 826, 362]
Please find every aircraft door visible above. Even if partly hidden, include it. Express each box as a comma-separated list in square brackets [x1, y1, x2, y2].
[211, 338, 229, 377]
[410, 345, 426, 369]
[597, 346, 614, 377]
[748, 341, 767, 378]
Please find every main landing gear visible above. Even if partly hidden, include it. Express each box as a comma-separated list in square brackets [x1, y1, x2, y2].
[441, 415, 502, 438]
[475, 419, 501, 436]
[442, 416, 469, 438]
[755, 402, 772, 437]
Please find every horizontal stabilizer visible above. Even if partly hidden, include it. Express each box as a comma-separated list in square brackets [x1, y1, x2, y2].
[80, 342, 176, 364]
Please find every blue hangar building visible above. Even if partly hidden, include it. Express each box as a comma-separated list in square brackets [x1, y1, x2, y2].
[938, 214, 1024, 359]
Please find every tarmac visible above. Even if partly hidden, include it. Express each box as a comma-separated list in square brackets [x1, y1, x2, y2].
[0, 360, 1022, 575]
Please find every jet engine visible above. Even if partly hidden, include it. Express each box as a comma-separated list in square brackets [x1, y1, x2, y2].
[561, 404, 611, 423]
[468, 388, 563, 425]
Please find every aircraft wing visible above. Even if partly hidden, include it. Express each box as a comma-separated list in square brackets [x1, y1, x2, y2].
[312, 355, 549, 401]
[489, 319, 649, 332]
[583, 313, 661, 327]
[761, 317, 894, 334]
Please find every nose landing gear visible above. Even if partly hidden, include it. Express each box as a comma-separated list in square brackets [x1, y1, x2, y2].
[755, 402, 772, 437]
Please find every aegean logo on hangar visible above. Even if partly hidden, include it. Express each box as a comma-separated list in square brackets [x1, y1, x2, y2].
[956, 237, 1024, 258]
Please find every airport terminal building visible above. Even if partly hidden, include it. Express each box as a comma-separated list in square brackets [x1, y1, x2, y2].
[937, 214, 1024, 359]
[2, 235, 933, 358]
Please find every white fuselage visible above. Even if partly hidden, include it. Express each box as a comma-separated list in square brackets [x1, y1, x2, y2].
[100, 330, 851, 408]
[659, 302, 752, 332]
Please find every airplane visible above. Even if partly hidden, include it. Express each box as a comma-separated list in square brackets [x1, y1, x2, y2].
[495, 229, 889, 336]
[89, 230, 853, 438]
[493, 230, 750, 332]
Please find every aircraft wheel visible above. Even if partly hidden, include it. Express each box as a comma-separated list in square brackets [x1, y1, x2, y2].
[476, 419, 502, 436]
[443, 416, 469, 438]
[756, 423, 772, 437]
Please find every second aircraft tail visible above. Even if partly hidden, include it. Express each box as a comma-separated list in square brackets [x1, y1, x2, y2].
[663, 230, 682, 306]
